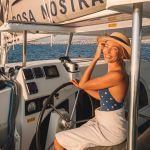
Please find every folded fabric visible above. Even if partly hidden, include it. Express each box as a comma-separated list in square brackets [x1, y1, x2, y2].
[55, 107, 127, 150]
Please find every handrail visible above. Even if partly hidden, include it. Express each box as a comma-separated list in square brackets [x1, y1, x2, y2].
[22, 30, 27, 67]
[65, 32, 73, 57]
[128, 3, 143, 150]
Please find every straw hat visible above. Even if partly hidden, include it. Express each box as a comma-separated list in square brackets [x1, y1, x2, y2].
[97, 32, 131, 59]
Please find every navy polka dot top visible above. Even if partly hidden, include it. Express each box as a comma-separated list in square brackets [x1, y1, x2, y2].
[99, 88, 123, 111]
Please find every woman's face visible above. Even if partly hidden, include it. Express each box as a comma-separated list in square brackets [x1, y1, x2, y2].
[102, 40, 122, 63]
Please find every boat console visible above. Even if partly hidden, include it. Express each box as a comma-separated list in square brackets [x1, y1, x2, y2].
[0, 86, 11, 146]
[14, 60, 82, 150]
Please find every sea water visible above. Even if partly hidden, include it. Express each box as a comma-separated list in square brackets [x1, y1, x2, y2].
[8, 44, 150, 63]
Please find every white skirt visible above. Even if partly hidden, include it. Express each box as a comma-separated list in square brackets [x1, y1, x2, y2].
[55, 108, 127, 150]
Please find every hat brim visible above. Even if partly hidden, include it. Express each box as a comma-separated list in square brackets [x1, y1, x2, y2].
[98, 36, 131, 59]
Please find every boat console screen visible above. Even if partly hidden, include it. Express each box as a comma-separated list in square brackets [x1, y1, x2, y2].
[23, 69, 34, 80]
[32, 67, 44, 78]
[26, 82, 38, 95]
[43, 65, 59, 79]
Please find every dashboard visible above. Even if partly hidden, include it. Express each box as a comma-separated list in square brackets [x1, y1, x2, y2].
[16, 61, 77, 116]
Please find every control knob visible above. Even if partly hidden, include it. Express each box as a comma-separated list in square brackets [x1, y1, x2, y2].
[27, 102, 36, 113]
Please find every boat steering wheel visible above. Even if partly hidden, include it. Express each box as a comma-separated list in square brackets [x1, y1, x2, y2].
[36, 82, 94, 150]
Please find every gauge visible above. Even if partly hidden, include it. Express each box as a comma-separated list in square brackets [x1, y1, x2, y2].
[23, 68, 34, 80]
[32, 67, 44, 78]
[27, 102, 37, 113]
[43, 65, 59, 79]
[26, 82, 38, 95]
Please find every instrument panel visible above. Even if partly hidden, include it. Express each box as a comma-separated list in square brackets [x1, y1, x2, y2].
[23, 68, 34, 80]
[26, 82, 38, 95]
[43, 65, 59, 79]
[23, 65, 59, 80]
[32, 67, 44, 78]
[22, 65, 60, 95]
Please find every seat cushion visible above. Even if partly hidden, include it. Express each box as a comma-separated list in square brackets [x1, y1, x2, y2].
[85, 140, 127, 150]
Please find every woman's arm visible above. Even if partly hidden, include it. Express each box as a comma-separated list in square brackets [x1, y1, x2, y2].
[79, 58, 97, 87]
[80, 71, 124, 90]
[79, 44, 102, 87]
[71, 80, 100, 100]
[71, 42, 104, 100]
[84, 90, 100, 100]
[71, 71, 124, 99]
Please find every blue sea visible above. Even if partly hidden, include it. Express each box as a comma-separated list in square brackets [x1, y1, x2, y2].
[8, 44, 150, 63]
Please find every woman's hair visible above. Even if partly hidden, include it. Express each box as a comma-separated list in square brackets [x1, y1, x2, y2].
[96, 34, 131, 60]
[96, 38, 130, 60]
[119, 46, 130, 59]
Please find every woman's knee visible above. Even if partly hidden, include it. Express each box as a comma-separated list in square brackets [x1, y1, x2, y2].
[54, 137, 65, 150]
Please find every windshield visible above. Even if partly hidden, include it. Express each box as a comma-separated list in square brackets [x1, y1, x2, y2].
[7, 35, 150, 63]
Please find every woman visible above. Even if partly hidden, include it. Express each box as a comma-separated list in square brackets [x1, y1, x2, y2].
[54, 32, 131, 150]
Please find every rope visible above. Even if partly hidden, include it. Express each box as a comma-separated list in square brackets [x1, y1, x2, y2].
[0, 75, 20, 150]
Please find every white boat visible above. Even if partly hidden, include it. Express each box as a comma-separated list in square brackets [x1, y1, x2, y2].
[0, 0, 150, 150]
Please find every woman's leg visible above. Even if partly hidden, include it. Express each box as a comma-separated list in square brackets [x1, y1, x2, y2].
[54, 137, 65, 150]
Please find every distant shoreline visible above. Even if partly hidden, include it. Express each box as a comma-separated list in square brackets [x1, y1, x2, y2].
[28, 39, 96, 45]
[14, 39, 150, 45]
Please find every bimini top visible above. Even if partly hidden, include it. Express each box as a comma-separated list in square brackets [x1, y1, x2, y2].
[0, 0, 150, 25]
[0, 0, 150, 38]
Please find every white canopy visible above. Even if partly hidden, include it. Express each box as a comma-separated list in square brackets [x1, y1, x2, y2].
[0, 1, 150, 48]
[0, 0, 106, 25]
[107, 0, 150, 18]
[0, 0, 150, 38]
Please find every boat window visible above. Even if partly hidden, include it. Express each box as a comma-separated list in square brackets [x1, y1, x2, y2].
[7, 36, 150, 63]
[7, 35, 97, 63]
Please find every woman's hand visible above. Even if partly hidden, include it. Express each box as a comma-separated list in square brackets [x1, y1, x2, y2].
[94, 40, 105, 61]
[93, 44, 102, 61]
[71, 79, 80, 88]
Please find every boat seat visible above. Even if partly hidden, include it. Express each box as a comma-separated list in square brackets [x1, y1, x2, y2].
[86, 127, 150, 150]
[85, 140, 127, 150]
[137, 127, 150, 150]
